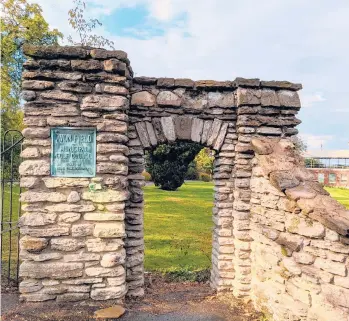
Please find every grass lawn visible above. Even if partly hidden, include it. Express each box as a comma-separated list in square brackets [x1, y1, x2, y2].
[1, 184, 21, 284]
[325, 187, 349, 209]
[144, 181, 214, 273]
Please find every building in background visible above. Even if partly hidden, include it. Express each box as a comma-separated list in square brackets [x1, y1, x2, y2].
[304, 150, 349, 188]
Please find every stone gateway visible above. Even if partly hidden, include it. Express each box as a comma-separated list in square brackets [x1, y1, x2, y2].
[18, 45, 349, 321]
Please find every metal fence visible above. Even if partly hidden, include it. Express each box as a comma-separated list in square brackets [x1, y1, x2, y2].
[1, 129, 23, 288]
[305, 157, 349, 169]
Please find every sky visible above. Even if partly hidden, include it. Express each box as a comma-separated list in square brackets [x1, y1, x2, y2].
[29, 0, 349, 154]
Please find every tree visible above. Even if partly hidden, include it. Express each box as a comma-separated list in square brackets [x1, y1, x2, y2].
[67, 0, 114, 49]
[1, 0, 62, 133]
[146, 142, 202, 191]
[195, 148, 215, 177]
[290, 135, 307, 153]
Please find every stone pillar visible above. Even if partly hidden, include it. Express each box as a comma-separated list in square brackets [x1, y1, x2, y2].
[18, 45, 132, 302]
[232, 78, 302, 297]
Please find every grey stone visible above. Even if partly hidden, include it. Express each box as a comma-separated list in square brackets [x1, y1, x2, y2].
[71, 59, 102, 71]
[145, 122, 157, 146]
[135, 122, 151, 148]
[93, 222, 125, 238]
[19, 160, 50, 176]
[161, 117, 176, 142]
[85, 265, 125, 277]
[22, 80, 55, 90]
[201, 120, 213, 145]
[278, 90, 301, 108]
[67, 191, 80, 203]
[207, 119, 223, 146]
[20, 236, 48, 253]
[72, 224, 94, 237]
[191, 118, 204, 143]
[157, 91, 181, 106]
[19, 261, 83, 279]
[21, 226, 70, 237]
[51, 238, 85, 251]
[213, 122, 229, 151]
[81, 95, 128, 111]
[91, 284, 127, 300]
[58, 81, 93, 93]
[19, 279, 43, 293]
[152, 118, 166, 143]
[40, 90, 78, 102]
[174, 116, 192, 140]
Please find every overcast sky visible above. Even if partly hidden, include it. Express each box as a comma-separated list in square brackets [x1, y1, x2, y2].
[29, 0, 349, 153]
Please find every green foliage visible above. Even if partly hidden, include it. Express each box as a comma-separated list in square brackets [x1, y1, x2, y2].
[1, 0, 62, 133]
[146, 142, 202, 191]
[185, 162, 199, 180]
[165, 268, 210, 283]
[199, 172, 211, 182]
[67, 0, 114, 49]
[142, 171, 152, 181]
[195, 148, 215, 176]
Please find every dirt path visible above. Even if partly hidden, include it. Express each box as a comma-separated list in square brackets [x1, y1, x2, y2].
[2, 276, 262, 321]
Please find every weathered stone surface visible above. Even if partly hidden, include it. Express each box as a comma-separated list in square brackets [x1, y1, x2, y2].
[93, 223, 125, 238]
[133, 76, 157, 85]
[314, 258, 346, 276]
[71, 59, 102, 71]
[278, 90, 301, 108]
[195, 80, 231, 89]
[67, 191, 80, 203]
[91, 284, 127, 300]
[23, 45, 87, 59]
[157, 78, 175, 88]
[275, 232, 303, 252]
[103, 59, 127, 75]
[207, 119, 222, 146]
[261, 80, 302, 91]
[145, 122, 157, 146]
[82, 190, 128, 203]
[22, 90, 36, 101]
[201, 120, 212, 145]
[19, 279, 43, 293]
[19, 160, 50, 176]
[19, 213, 56, 226]
[21, 147, 40, 158]
[213, 122, 229, 151]
[40, 90, 78, 102]
[135, 122, 150, 148]
[160, 117, 176, 142]
[90, 49, 127, 61]
[100, 84, 128, 95]
[86, 239, 123, 252]
[45, 203, 96, 212]
[22, 80, 55, 90]
[20, 236, 48, 253]
[157, 91, 181, 106]
[322, 284, 349, 308]
[81, 95, 128, 111]
[94, 305, 126, 319]
[191, 118, 204, 143]
[286, 216, 325, 238]
[58, 81, 92, 93]
[260, 89, 280, 107]
[20, 261, 83, 279]
[269, 171, 299, 190]
[174, 116, 192, 140]
[85, 265, 125, 277]
[20, 191, 66, 203]
[21, 226, 70, 237]
[208, 92, 235, 108]
[58, 212, 81, 223]
[72, 224, 94, 237]
[84, 212, 124, 221]
[174, 78, 194, 88]
[237, 88, 261, 106]
[42, 177, 89, 188]
[152, 118, 166, 143]
[21, 293, 56, 302]
[101, 251, 125, 267]
[51, 238, 85, 251]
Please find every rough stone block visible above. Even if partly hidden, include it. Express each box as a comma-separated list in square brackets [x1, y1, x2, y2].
[157, 91, 181, 106]
[174, 116, 192, 140]
[93, 223, 125, 238]
[131, 91, 155, 107]
[160, 117, 176, 142]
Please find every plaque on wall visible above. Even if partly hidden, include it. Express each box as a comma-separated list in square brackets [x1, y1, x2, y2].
[51, 127, 96, 177]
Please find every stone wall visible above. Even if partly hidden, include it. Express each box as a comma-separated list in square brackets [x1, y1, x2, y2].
[18, 45, 305, 304]
[250, 138, 349, 321]
[18, 46, 132, 302]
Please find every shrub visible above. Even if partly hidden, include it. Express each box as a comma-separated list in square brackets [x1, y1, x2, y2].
[142, 171, 152, 181]
[199, 172, 211, 182]
[185, 162, 198, 180]
[146, 142, 202, 191]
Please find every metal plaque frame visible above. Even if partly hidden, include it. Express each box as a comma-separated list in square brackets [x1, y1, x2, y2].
[50, 127, 96, 178]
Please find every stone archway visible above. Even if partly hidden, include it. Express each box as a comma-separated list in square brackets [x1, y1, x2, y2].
[18, 45, 303, 303]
